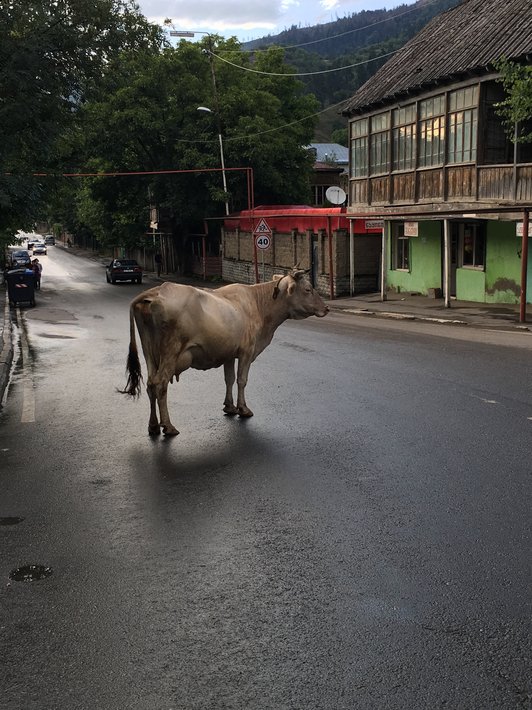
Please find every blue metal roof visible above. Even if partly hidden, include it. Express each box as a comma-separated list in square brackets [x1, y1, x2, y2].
[307, 143, 349, 165]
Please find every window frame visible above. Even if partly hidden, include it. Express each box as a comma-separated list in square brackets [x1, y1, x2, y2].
[418, 95, 446, 168]
[391, 223, 410, 271]
[448, 87, 478, 164]
[453, 221, 486, 270]
[392, 104, 416, 171]
[350, 118, 369, 178]
[369, 112, 391, 175]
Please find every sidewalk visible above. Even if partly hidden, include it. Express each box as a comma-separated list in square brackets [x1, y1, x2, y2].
[328, 291, 531, 331]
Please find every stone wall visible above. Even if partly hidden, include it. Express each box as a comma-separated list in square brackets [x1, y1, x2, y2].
[222, 227, 351, 297]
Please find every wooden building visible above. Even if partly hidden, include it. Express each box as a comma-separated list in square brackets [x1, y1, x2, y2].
[342, 0, 532, 305]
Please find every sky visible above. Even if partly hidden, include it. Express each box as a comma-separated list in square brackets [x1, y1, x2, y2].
[136, 0, 418, 44]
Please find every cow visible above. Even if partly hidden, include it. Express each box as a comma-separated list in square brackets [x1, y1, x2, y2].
[121, 268, 329, 436]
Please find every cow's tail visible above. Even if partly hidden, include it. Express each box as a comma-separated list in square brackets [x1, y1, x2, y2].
[119, 303, 143, 398]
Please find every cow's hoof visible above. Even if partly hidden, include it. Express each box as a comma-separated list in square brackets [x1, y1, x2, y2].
[162, 425, 179, 436]
[148, 425, 161, 436]
[238, 408, 254, 418]
[223, 404, 238, 416]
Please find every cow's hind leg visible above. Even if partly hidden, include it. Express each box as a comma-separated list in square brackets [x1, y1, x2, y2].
[236, 358, 253, 418]
[146, 383, 161, 436]
[223, 360, 238, 415]
[155, 378, 179, 436]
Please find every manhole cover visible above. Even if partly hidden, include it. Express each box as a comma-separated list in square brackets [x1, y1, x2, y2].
[0, 517, 24, 526]
[9, 565, 53, 582]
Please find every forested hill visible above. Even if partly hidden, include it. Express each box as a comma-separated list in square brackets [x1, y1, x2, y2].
[243, 0, 460, 57]
[242, 0, 461, 141]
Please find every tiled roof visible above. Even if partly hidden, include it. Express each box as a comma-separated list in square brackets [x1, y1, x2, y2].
[343, 0, 532, 115]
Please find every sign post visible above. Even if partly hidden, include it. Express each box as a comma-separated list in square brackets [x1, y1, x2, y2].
[253, 218, 272, 283]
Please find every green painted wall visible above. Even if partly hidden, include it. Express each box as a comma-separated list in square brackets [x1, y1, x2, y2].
[387, 221, 442, 295]
[484, 221, 522, 304]
[456, 267, 485, 301]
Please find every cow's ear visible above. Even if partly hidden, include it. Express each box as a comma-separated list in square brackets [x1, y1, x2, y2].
[287, 282, 296, 295]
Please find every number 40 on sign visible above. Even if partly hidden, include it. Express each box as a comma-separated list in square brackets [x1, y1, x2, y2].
[255, 234, 271, 250]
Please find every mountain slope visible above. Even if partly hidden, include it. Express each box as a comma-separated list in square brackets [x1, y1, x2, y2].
[242, 0, 461, 141]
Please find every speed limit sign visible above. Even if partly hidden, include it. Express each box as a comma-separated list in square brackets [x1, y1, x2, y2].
[255, 234, 271, 250]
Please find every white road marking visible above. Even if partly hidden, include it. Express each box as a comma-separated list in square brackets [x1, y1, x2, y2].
[470, 394, 498, 405]
[18, 309, 35, 423]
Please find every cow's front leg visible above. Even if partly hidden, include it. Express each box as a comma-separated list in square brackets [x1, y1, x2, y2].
[154, 377, 179, 436]
[236, 358, 253, 417]
[223, 360, 238, 415]
[146, 382, 161, 436]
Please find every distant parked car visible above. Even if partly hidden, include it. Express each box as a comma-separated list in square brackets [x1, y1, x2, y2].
[33, 242, 47, 255]
[44, 235, 55, 245]
[106, 259, 143, 284]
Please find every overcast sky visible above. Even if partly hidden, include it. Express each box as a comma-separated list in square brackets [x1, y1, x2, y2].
[137, 0, 418, 43]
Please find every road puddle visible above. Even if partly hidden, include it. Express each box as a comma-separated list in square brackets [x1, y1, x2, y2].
[9, 565, 53, 582]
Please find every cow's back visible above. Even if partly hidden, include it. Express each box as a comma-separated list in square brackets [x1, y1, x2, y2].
[133, 282, 261, 372]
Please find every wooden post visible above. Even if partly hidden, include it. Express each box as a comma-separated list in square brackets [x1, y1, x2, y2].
[380, 221, 388, 302]
[327, 216, 334, 300]
[443, 219, 451, 308]
[349, 219, 355, 296]
[519, 209, 529, 323]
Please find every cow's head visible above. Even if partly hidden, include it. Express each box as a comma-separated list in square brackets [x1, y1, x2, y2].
[272, 268, 329, 319]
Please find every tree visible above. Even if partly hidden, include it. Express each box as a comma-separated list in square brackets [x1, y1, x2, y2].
[0, 0, 163, 253]
[67, 37, 320, 258]
[495, 58, 532, 144]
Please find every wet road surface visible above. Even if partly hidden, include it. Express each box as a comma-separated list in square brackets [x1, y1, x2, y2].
[0, 247, 530, 709]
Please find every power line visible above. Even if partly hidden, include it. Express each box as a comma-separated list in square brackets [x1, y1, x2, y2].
[208, 46, 402, 77]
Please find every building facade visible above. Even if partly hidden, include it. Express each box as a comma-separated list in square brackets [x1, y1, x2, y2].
[343, 0, 532, 304]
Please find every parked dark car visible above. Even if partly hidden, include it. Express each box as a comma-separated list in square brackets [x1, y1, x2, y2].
[106, 259, 143, 284]
[9, 250, 32, 269]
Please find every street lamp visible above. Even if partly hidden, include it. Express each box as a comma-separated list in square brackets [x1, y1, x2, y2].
[197, 106, 230, 216]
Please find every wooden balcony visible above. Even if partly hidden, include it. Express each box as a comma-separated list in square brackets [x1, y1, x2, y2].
[349, 163, 532, 215]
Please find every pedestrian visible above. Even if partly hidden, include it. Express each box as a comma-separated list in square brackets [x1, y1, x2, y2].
[154, 252, 162, 278]
[32, 259, 42, 289]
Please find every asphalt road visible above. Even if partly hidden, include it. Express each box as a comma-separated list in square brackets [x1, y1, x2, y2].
[0, 247, 531, 709]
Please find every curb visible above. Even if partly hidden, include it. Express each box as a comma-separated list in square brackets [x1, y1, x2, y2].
[336, 306, 468, 326]
[0, 291, 14, 405]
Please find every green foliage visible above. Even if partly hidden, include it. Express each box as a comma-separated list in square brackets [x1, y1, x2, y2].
[495, 58, 532, 144]
[331, 127, 348, 146]
[68, 38, 319, 248]
[0, 0, 163, 254]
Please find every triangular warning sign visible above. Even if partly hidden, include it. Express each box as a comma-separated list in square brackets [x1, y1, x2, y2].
[253, 218, 272, 235]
